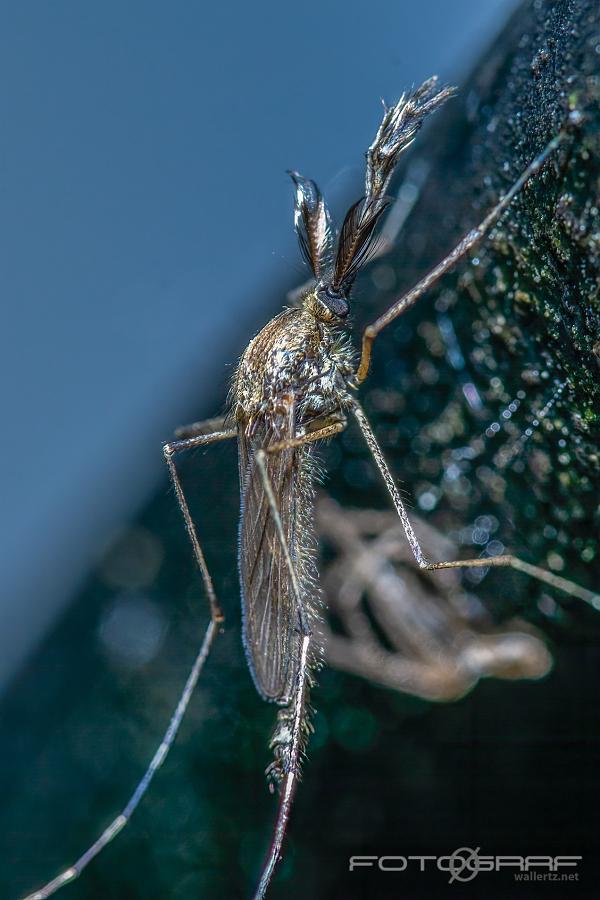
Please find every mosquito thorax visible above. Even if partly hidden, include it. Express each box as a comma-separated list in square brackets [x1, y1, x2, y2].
[304, 286, 349, 324]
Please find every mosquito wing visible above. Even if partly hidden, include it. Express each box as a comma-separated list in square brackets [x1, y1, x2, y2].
[238, 402, 302, 704]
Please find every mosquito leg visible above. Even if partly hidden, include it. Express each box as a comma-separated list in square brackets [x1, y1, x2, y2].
[262, 416, 346, 455]
[174, 414, 228, 439]
[254, 450, 310, 634]
[24, 627, 218, 900]
[252, 417, 345, 631]
[23, 427, 236, 900]
[253, 634, 311, 900]
[164, 428, 237, 621]
[252, 422, 345, 899]
[355, 135, 561, 383]
[348, 399, 598, 606]
[349, 398, 429, 568]
[427, 555, 600, 607]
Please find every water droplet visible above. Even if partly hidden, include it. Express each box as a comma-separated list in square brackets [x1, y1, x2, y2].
[99, 595, 167, 667]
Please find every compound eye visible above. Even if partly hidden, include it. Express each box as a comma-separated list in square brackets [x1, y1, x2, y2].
[320, 286, 349, 320]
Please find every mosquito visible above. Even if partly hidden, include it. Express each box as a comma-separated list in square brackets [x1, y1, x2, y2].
[25, 76, 598, 900]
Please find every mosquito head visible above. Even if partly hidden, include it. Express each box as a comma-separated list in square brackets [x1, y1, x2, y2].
[316, 284, 350, 320]
[303, 283, 349, 324]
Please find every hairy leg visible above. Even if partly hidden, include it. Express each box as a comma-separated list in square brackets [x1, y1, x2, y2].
[174, 414, 228, 439]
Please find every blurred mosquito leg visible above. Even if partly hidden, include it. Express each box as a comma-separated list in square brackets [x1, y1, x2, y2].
[174, 415, 228, 439]
[427, 556, 600, 607]
[349, 398, 429, 569]
[22, 427, 236, 900]
[355, 135, 561, 384]
[253, 634, 311, 900]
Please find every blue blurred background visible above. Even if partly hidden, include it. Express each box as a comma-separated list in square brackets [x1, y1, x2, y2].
[0, 0, 519, 689]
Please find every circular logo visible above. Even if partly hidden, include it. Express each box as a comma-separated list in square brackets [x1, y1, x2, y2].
[446, 846, 481, 883]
